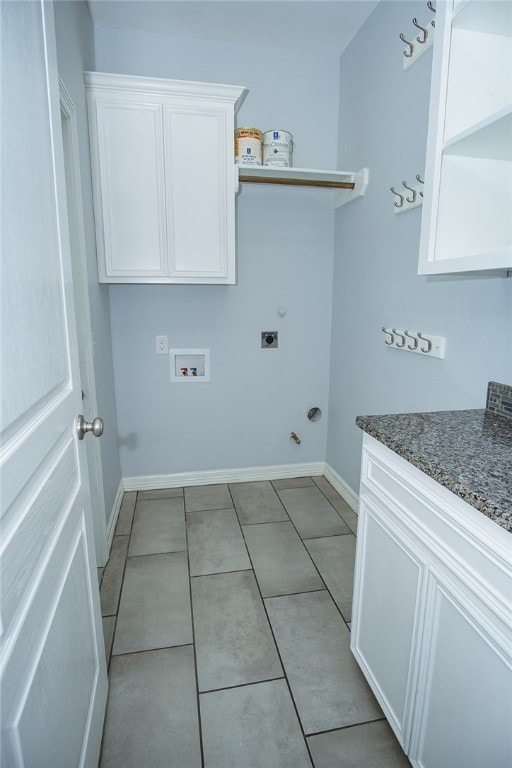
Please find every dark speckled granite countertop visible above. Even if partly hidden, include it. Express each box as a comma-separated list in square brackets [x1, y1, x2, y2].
[356, 409, 512, 533]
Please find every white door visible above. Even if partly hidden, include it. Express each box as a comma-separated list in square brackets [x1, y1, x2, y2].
[0, 2, 108, 765]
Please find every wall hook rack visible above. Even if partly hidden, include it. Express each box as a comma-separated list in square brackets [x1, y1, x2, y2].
[381, 327, 446, 358]
[390, 174, 425, 213]
[400, 2, 435, 70]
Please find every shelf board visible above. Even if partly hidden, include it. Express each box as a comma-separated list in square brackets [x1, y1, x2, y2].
[443, 107, 512, 160]
[237, 165, 356, 190]
[452, 1, 512, 37]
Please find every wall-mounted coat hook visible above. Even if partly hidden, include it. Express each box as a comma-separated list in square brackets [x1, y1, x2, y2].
[427, 1, 436, 27]
[403, 330, 418, 350]
[402, 180, 417, 203]
[415, 174, 424, 197]
[412, 17, 429, 44]
[392, 329, 406, 348]
[390, 186, 404, 208]
[399, 32, 414, 58]
[382, 327, 395, 345]
[417, 331, 433, 353]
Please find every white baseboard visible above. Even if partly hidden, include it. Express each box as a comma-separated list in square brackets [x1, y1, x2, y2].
[123, 462, 325, 492]
[122, 461, 359, 513]
[323, 463, 359, 513]
[106, 479, 124, 551]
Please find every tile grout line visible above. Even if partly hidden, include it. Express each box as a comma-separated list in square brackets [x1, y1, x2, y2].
[199, 675, 286, 696]
[184, 499, 206, 768]
[269, 489, 354, 632]
[232, 484, 316, 768]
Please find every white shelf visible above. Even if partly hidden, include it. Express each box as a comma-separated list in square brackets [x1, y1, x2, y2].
[452, 0, 512, 36]
[444, 27, 512, 140]
[443, 107, 512, 160]
[237, 165, 369, 209]
[237, 165, 355, 187]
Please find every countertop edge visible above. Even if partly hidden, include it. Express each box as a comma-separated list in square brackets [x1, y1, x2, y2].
[356, 412, 512, 534]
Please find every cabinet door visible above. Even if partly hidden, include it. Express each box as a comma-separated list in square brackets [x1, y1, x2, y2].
[412, 572, 512, 768]
[163, 105, 235, 283]
[351, 495, 426, 749]
[91, 99, 167, 281]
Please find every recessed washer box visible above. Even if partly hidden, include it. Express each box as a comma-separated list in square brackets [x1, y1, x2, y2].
[170, 349, 210, 382]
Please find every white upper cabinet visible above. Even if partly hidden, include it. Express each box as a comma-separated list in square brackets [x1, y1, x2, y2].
[85, 73, 246, 283]
[418, 1, 512, 274]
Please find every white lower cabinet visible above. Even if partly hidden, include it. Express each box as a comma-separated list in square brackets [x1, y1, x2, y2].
[351, 435, 512, 767]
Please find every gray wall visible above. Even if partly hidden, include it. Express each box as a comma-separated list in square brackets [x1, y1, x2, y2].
[327, 1, 512, 495]
[94, 27, 340, 477]
[54, 2, 122, 518]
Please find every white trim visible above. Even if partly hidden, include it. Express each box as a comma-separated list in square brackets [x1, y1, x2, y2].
[106, 480, 125, 552]
[84, 71, 247, 107]
[123, 462, 325, 492]
[324, 463, 360, 512]
[59, 77, 108, 566]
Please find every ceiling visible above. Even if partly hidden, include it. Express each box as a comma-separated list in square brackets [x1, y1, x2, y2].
[87, 0, 379, 57]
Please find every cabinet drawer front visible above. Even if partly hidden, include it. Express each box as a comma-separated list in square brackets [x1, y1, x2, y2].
[361, 436, 512, 617]
[164, 106, 233, 282]
[93, 100, 167, 278]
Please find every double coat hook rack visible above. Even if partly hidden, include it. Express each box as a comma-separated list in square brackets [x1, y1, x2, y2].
[400, 2, 436, 69]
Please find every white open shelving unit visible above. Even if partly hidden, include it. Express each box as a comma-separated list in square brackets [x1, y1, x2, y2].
[418, 0, 512, 274]
[237, 165, 369, 209]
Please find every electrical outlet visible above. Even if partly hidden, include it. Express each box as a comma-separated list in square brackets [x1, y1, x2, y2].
[156, 335, 168, 355]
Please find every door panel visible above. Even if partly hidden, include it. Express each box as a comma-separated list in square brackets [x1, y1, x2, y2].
[351, 498, 425, 747]
[415, 576, 512, 768]
[94, 100, 167, 277]
[165, 107, 227, 278]
[0, 2, 107, 765]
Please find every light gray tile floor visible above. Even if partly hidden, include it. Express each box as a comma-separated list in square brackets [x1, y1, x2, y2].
[137, 487, 184, 500]
[184, 483, 232, 512]
[114, 491, 137, 536]
[112, 551, 192, 655]
[242, 521, 325, 597]
[100, 479, 409, 766]
[271, 476, 316, 490]
[265, 590, 382, 734]
[101, 646, 201, 768]
[128, 496, 186, 556]
[278, 486, 351, 538]
[307, 720, 411, 768]
[312, 476, 341, 499]
[305, 534, 356, 621]
[192, 570, 282, 691]
[100, 535, 129, 617]
[187, 507, 251, 576]
[229, 480, 289, 524]
[332, 498, 359, 534]
[102, 616, 116, 663]
[200, 680, 312, 768]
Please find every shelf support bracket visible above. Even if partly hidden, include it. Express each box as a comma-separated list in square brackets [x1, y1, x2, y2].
[333, 167, 369, 209]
